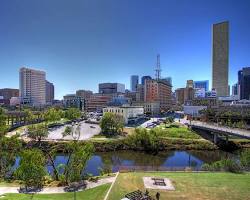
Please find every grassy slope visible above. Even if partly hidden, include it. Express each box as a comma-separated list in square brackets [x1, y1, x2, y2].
[1, 183, 110, 200]
[108, 172, 250, 200]
[155, 124, 202, 139]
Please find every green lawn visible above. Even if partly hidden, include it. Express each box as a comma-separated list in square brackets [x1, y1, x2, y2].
[108, 172, 250, 200]
[154, 125, 202, 139]
[0, 183, 110, 200]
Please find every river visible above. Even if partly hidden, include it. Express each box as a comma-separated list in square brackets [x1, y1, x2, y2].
[13, 150, 237, 176]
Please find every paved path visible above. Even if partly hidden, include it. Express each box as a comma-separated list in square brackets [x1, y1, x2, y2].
[0, 176, 115, 195]
[103, 172, 119, 200]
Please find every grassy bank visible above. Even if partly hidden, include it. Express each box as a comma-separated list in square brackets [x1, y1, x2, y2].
[0, 183, 110, 200]
[108, 172, 250, 200]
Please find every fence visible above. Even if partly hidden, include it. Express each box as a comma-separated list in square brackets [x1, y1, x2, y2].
[117, 165, 203, 173]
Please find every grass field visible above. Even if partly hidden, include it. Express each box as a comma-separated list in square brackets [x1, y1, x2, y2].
[108, 172, 250, 200]
[0, 183, 110, 200]
[155, 125, 202, 139]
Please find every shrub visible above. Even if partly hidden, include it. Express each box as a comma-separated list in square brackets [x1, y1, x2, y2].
[240, 149, 250, 170]
[201, 159, 241, 173]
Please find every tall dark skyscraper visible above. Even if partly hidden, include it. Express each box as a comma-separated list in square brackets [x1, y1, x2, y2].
[212, 21, 229, 97]
[141, 76, 152, 85]
[130, 75, 139, 91]
[46, 80, 54, 104]
[238, 67, 250, 100]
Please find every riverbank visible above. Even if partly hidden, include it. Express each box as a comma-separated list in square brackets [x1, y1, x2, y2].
[25, 136, 250, 153]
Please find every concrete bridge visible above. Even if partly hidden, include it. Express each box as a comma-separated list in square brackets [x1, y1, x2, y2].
[190, 121, 250, 143]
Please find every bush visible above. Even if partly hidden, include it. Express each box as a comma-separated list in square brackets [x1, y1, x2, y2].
[201, 159, 242, 173]
[240, 149, 250, 170]
[126, 128, 161, 153]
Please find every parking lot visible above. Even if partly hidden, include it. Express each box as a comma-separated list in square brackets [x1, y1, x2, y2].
[47, 121, 101, 141]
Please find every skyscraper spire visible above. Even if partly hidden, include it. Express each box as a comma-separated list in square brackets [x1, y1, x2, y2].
[155, 54, 161, 80]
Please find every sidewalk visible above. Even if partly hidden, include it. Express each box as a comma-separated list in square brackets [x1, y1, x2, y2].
[0, 176, 115, 195]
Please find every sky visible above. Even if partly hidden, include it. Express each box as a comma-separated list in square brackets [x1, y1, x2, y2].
[0, 0, 250, 99]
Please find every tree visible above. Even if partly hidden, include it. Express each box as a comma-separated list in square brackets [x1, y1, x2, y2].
[24, 109, 36, 124]
[100, 112, 124, 135]
[65, 108, 81, 121]
[61, 122, 94, 184]
[15, 149, 46, 189]
[0, 135, 22, 179]
[64, 142, 94, 183]
[0, 108, 7, 137]
[127, 128, 161, 154]
[27, 123, 49, 144]
[44, 108, 62, 123]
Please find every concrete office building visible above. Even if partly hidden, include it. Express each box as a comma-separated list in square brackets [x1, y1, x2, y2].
[86, 94, 112, 112]
[130, 75, 139, 91]
[46, 81, 54, 104]
[76, 90, 93, 99]
[19, 67, 46, 105]
[0, 88, 19, 104]
[212, 21, 229, 97]
[194, 80, 209, 91]
[141, 76, 152, 85]
[136, 84, 144, 102]
[175, 88, 185, 105]
[103, 105, 144, 124]
[238, 67, 250, 100]
[99, 83, 125, 94]
[63, 94, 84, 110]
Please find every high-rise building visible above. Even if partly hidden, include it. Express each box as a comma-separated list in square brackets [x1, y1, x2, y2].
[194, 80, 209, 91]
[99, 83, 125, 94]
[238, 67, 250, 100]
[130, 75, 139, 91]
[136, 84, 144, 102]
[19, 67, 46, 105]
[145, 79, 172, 111]
[175, 88, 185, 105]
[46, 80, 54, 104]
[232, 83, 238, 96]
[212, 21, 229, 97]
[141, 76, 152, 85]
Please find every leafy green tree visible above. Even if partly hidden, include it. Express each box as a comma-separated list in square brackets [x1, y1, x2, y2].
[24, 109, 36, 124]
[100, 112, 124, 135]
[27, 123, 49, 144]
[44, 108, 62, 123]
[65, 108, 81, 120]
[0, 108, 8, 136]
[15, 149, 46, 189]
[64, 142, 94, 183]
[127, 128, 161, 154]
[0, 135, 22, 179]
[60, 122, 94, 184]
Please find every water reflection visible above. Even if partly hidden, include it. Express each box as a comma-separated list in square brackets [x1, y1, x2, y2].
[14, 150, 237, 176]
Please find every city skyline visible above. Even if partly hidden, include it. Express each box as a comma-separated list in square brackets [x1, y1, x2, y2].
[1, 0, 250, 99]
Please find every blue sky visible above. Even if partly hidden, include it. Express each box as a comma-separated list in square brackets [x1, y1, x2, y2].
[0, 0, 250, 99]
